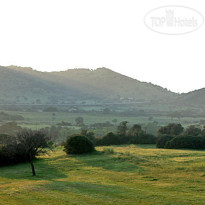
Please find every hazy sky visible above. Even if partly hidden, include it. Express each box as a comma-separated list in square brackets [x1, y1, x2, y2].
[0, 0, 204, 93]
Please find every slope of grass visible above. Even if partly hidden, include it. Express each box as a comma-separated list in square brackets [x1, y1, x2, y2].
[0, 145, 205, 204]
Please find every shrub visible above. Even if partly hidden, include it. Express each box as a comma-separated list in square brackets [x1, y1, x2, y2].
[156, 135, 174, 148]
[130, 133, 156, 144]
[95, 132, 120, 146]
[64, 135, 94, 154]
[165, 135, 205, 149]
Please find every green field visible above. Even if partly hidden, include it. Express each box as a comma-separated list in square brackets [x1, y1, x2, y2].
[4, 110, 205, 129]
[0, 145, 205, 204]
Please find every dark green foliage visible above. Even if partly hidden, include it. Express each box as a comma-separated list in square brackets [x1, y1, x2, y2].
[128, 124, 143, 136]
[128, 124, 156, 144]
[80, 129, 96, 143]
[184, 125, 202, 136]
[156, 135, 174, 148]
[64, 135, 94, 154]
[96, 127, 156, 146]
[158, 123, 184, 136]
[130, 133, 156, 144]
[0, 136, 27, 166]
[0, 130, 51, 175]
[95, 132, 120, 146]
[117, 121, 128, 136]
[165, 135, 205, 149]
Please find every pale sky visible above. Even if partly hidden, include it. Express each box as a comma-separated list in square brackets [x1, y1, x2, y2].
[0, 0, 204, 93]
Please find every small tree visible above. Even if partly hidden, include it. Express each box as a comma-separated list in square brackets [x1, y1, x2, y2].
[128, 124, 143, 136]
[17, 129, 51, 176]
[117, 121, 128, 136]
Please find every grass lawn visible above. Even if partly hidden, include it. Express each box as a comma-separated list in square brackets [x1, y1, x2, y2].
[0, 145, 205, 204]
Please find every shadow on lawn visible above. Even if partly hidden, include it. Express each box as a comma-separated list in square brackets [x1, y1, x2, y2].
[0, 158, 67, 180]
[71, 151, 145, 173]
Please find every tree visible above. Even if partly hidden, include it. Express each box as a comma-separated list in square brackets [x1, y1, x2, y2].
[81, 129, 95, 142]
[17, 129, 51, 176]
[184, 125, 202, 136]
[158, 123, 184, 136]
[75, 117, 84, 126]
[117, 121, 128, 136]
[128, 124, 143, 136]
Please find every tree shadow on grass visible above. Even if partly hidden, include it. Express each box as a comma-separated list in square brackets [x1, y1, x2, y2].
[0, 158, 67, 180]
[42, 180, 137, 202]
[71, 151, 145, 173]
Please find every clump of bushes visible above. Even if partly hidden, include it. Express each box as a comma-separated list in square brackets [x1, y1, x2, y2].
[96, 132, 121, 146]
[95, 131, 156, 146]
[64, 135, 95, 154]
[157, 124, 205, 149]
[129, 133, 156, 144]
[156, 135, 174, 148]
[165, 136, 205, 149]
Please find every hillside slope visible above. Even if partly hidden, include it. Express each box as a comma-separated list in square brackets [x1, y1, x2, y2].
[0, 66, 177, 105]
[178, 88, 205, 107]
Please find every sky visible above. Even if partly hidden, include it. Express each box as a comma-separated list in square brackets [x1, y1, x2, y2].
[0, 0, 204, 93]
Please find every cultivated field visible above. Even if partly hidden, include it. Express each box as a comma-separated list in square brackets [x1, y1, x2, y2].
[0, 145, 205, 204]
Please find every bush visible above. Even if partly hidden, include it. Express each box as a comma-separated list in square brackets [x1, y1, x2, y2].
[64, 135, 94, 154]
[156, 135, 174, 148]
[0, 139, 27, 166]
[95, 132, 120, 146]
[165, 135, 205, 149]
[130, 133, 156, 144]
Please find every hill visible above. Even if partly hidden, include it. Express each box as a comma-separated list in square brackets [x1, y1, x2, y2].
[0, 66, 177, 105]
[178, 88, 205, 107]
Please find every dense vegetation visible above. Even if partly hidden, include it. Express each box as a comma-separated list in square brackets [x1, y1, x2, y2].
[0, 130, 51, 175]
[157, 124, 205, 149]
[64, 135, 95, 154]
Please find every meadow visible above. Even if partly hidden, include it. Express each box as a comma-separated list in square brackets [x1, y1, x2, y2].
[5, 110, 205, 129]
[0, 145, 205, 204]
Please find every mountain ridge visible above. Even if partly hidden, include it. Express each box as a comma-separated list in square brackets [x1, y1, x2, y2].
[0, 65, 203, 107]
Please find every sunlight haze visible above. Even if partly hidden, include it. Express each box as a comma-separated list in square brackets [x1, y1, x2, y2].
[0, 0, 204, 93]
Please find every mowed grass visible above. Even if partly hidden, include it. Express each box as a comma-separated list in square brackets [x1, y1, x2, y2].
[0, 145, 205, 204]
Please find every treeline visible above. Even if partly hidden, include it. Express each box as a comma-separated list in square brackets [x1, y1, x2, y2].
[157, 124, 205, 149]
[82, 121, 156, 146]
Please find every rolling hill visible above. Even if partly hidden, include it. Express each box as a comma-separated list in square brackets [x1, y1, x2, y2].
[178, 88, 205, 107]
[0, 66, 178, 105]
